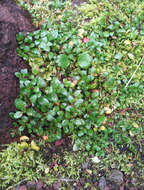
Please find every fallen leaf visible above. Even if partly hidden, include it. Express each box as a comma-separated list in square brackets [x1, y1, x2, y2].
[20, 136, 29, 141]
[100, 126, 106, 131]
[91, 156, 100, 163]
[43, 136, 48, 141]
[86, 169, 92, 175]
[55, 139, 65, 146]
[45, 168, 50, 174]
[129, 131, 134, 137]
[104, 107, 112, 114]
[124, 40, 131, 45]
[31, 140, 40, 151]
[133, 122, 139, 128]
[54, 102, 60, 106]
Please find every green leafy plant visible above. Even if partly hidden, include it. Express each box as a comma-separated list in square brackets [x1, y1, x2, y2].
[11, 0, 144, 157]
[0, 143, 46, 189]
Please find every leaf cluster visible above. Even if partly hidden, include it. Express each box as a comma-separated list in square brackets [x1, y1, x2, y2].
[11, 0, 144, 156]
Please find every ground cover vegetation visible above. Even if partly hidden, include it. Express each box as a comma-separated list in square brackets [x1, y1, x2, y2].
[12, 0, 144, 155]
[0, 0, 144, 189]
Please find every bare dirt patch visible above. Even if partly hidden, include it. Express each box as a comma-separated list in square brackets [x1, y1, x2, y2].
[0, 0, 34, 148]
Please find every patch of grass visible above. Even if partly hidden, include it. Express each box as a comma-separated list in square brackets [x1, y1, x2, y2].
[1, 141, 144, 189]
[6, 0, 144, 187]
[0, 142, 46, 189]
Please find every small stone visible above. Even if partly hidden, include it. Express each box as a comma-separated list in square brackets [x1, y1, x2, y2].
[99, 176, 107, 190]
[19, 186, 27, 190]
[27, 181, 36, 190]
[109, 170, 123, 185]
[53, 182, 60, 190]
[36, 181, 44, 190]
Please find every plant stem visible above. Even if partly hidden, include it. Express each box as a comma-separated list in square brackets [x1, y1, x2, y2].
[125, 56, 144, 88]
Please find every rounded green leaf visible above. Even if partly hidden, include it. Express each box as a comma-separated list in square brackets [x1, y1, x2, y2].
[57, 54, 70, 69]
[78, 53, 92, 69]
[15, 99, 26, 111]
[14, 111, 23, 119]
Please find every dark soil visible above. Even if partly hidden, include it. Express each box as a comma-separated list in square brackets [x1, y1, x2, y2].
[0, 0, 34, 148]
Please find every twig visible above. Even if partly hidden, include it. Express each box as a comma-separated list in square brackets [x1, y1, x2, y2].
[125, 56, 144, 88]
[42, 176, 78, 183]
[57, 178, 77, 182]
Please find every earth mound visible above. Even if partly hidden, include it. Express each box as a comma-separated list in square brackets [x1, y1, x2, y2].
[0, 0, 34, 147]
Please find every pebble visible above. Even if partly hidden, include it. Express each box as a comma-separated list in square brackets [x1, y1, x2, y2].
[19, 185, 27, 190]
[27, 181, 36, 190]
[99, 176, 107, 190]
[36, 181, 44, 190]
[109, 170, 123, 185]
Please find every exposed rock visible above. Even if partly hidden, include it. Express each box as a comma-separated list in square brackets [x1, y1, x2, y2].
[26, 181, 36, 190]
[99, 176, 107, 190]
[109, 170, 123, 185]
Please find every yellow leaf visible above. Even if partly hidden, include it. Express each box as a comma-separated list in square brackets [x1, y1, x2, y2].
[93, 127, 97, 132]
[19, 142, 29, 149]
[124, 40, 131, 45]
[133, 122, 139, 128]
[129, 131, 134, 137]
[31, 140, 40, 151]
[100, 126, 106, 131]
[86, 169, 92, 175]
[20, 136, 29, 141]
[104, 107, 112, 114]
[54, 166, 58, 172]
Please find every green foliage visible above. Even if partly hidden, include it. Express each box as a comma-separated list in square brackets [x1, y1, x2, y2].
[0, 143, 46, 189]
[11, 0, 144, 157]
